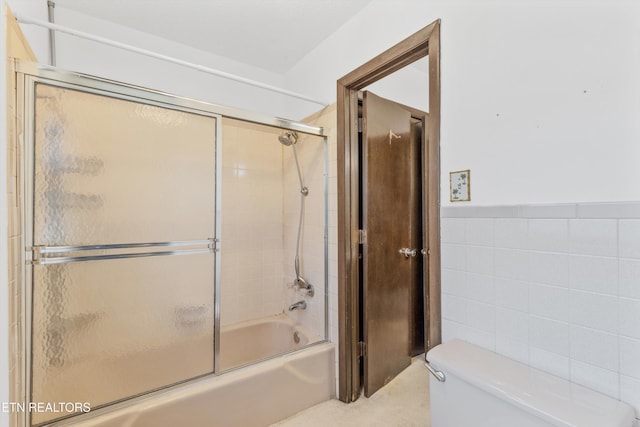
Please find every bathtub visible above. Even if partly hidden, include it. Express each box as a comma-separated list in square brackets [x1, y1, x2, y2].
[427, 340, 635, 427]
[53, 315, 334, 427]
[220, 314, 316, 371]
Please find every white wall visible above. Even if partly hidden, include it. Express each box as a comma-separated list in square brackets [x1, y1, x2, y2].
[284, 0, 640, 206]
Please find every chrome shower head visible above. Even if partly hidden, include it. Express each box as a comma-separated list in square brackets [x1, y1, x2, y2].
[278, 131, 298, 146]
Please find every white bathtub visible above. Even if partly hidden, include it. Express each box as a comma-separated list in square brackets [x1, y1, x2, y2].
[220, 314, 315, 371]
[54, 315, 334, 427]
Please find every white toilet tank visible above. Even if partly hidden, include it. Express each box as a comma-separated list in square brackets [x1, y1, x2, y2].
[427, 340, 635, 427]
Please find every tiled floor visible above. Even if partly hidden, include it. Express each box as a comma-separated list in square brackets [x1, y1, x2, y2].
[271, 357, 431, 427]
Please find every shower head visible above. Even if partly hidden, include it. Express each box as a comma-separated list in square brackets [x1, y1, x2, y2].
[278, 131, 298, 146]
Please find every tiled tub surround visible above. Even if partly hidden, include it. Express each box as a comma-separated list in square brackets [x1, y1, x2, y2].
[282, 131, 327, 339]
[301, 105, 340, 389]
[220, 118, 328, 341]
[220, 120, 286, 327]
[441, 203, 640, 420]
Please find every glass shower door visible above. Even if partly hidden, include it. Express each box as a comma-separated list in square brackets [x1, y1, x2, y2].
[29, 83, 218, 425]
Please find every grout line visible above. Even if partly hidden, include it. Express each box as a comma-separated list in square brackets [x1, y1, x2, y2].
[617, 218, 622, 399]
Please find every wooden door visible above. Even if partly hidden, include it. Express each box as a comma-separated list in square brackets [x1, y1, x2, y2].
[362, 91, 414, 397]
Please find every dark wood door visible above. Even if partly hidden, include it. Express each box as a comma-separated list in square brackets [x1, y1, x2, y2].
[362, 91, 413, 397]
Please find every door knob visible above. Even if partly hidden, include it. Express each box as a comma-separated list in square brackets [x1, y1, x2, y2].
[399, 248, 417, 258]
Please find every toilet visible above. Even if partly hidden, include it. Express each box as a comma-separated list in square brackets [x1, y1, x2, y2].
[427, 339, 635, 427]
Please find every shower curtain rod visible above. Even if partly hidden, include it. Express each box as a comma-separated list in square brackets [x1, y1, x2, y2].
[14, 14, 330, 107]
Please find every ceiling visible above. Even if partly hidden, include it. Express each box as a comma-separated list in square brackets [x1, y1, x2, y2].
[54, 0, 374, 74]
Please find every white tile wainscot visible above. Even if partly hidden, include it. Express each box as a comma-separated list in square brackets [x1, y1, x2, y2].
[440, 202, 640, 423]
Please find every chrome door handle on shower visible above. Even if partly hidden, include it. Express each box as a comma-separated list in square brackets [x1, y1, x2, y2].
[399, 248, 417, 258]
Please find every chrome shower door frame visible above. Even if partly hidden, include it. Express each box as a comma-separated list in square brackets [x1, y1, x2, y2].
[18, 64, 222, 427]
[14, 61, 328, 427]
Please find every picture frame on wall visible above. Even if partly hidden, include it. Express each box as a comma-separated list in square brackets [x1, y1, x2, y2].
[450, 169, 470, 202]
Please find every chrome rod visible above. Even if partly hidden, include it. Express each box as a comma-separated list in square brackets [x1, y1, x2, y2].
[47, 1, 56, 66]
[33, 248, 214, 265]
[14, 15, 329, 107]
[425, 361, 446, 382]
[34, 239, 215, 254]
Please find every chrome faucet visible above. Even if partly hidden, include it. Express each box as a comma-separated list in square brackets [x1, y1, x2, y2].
[294, 276, 314, 297]
[289, 300, 307, 311]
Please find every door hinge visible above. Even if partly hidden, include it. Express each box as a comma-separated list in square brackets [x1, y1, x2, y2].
[358, 341, 367, 358]
[357, 117, 363, 133]
[358, 229, 367, 244]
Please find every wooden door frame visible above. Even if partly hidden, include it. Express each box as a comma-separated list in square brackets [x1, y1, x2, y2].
[337, 19, 441, 403]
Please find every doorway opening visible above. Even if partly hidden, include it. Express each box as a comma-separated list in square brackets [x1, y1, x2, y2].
[337, 20, 441, 402]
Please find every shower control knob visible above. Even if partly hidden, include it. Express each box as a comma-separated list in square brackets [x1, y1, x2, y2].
[399, 248, 417, 258]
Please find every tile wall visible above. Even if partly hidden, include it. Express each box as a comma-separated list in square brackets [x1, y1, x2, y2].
[219, 116, 331, 341]
[301, 105, 339, 382]
[7, 16, 38, 424]
[282, 130, 327, 339]
[219, 119, 286, 326]
[441, 203, 640, 419]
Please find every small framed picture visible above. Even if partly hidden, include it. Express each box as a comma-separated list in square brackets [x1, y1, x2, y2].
[450, 170, 470, 202]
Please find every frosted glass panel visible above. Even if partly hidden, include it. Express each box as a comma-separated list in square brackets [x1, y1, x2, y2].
[31, 254, 214, 425]
[33, 83, 217, 246]
[29, 83, 218, 424]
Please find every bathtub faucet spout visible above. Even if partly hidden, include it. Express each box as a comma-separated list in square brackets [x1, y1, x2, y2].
[289, 300, 307, 311]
